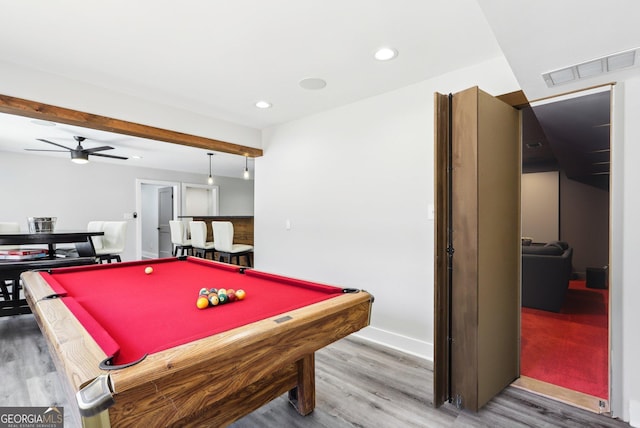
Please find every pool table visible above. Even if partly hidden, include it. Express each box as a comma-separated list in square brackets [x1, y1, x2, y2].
[22, 257, 373, 427]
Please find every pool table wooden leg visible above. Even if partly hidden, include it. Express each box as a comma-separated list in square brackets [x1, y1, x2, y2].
[288, 353, 316, 415]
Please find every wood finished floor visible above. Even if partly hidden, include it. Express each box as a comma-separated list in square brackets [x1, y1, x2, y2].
[0, 314, 631, 428]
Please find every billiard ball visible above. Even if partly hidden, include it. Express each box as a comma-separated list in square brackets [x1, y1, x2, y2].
[227, 292, 236, 302]
[209, 288, 218, 294]
[235, 289, 246, 300]
[217, 288, 227, 296]
[199, 288, 209, 295]
[218, 293, 228, 304]
[145, 266, 154, 275]
[208, 294, 219, 306]
[196, 297, 209, 309]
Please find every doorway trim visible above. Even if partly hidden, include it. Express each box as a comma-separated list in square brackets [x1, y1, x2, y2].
[135, 179, 181, 260]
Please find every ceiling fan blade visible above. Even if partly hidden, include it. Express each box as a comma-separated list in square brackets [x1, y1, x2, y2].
[83, 145, 115, 153]
[90, 153, 128, 160]
[24, 148, 68, 152]
[36, 138, 73, 151]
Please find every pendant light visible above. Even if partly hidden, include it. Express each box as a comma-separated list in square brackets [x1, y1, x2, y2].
[207, 153, 214, 185]
[243, 156, 250, 180]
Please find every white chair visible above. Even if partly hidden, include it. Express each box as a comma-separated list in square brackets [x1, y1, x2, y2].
[189, 221, 215, 259]
[212, 221, 253, 267]
[87, 221, 104, 255]
[90, 221, 127, 263]
[169, 220, 192, 256]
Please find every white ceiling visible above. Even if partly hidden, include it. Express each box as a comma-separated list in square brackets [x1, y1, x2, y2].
[477, 0, 640, 101]
[0, 0, 639, 176]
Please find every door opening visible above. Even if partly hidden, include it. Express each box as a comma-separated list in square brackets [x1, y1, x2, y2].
[514, 86, 612, 414]
[136, 179, 181, 260]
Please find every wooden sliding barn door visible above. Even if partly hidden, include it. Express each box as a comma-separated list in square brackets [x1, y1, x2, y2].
[434, 86, 521, 411]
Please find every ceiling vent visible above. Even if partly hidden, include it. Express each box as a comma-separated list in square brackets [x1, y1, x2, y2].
[542, 47, 638, 87]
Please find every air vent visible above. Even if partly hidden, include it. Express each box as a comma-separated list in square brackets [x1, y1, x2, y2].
[542, 47, 639, 87]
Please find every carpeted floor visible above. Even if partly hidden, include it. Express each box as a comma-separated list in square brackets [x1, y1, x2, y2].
[521, 280, 608, 398]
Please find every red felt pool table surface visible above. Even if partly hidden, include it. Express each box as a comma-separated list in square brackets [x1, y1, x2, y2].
[39, 257, 344, 365]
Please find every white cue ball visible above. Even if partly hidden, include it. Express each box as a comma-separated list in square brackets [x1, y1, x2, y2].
[145, 266, 153, 274]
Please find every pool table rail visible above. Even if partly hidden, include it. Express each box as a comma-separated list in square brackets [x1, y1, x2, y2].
[23, 271, 109, 391]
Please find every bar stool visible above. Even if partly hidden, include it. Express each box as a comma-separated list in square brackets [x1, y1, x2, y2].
[189, 221, 215, 259]
[212, 221, 253, 267]
[169, 220, 192, 256]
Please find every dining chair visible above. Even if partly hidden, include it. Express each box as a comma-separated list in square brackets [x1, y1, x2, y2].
[212, 221, 253, 267]
[89, 221, 127, 263]
[169, 220, 192, 256]
[189, 221, 215, 259]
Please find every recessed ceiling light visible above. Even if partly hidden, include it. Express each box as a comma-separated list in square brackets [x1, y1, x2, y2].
[374, 47, 398, 61]
[131, 155, 143, 160]
[299, 78, 327, 90]
[255, 100, 272, 109]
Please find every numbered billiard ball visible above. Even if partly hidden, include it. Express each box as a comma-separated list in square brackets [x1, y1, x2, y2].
[196, 297, 209, 309]
[208, 294, 219, 306]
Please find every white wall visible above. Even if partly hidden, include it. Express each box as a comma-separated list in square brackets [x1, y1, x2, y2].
[254, 56, 519, 358]
[521, 171, 559, 243]
[216, 176, 255, 216]
[0, 151, 254, 262]
[620, 76, 640, 425]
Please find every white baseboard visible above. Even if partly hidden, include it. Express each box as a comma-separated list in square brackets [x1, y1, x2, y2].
[352, 326, 433, 362]
[630, 399, 640, 427]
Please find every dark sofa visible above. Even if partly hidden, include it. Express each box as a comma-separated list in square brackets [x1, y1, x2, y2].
[522, 241, 573, 312]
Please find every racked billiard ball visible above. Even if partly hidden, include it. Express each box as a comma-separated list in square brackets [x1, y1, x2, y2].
[196, 297, 209, 309]
[208, 294, 219, 306]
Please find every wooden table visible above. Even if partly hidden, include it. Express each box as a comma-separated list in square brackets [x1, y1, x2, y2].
[0, 231, 103, 316]
[22, 257, 373, 427]
[0, 230, 103, 259]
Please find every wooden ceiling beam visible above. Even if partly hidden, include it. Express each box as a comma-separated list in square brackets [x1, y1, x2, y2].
[0, 94, 263, 158]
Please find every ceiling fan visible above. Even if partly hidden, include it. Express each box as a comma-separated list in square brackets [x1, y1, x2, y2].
[25, 136, 128, 164]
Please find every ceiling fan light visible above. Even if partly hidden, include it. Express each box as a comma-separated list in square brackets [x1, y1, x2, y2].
[71, 152, 89, 164]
